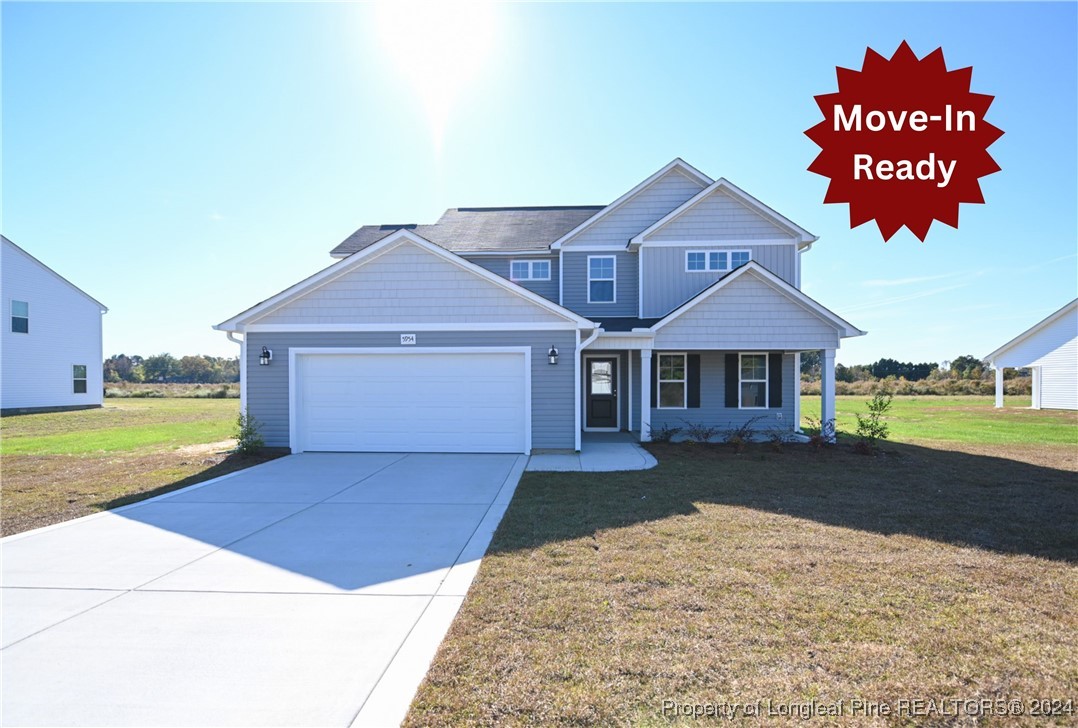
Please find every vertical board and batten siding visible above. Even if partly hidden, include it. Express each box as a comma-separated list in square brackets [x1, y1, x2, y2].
[464, 255, 559, 304]
[0, 241, 105, 410]
[561, 251, 639, 318]
[652, 273, 841, 351]
[640, 244, 799, 318]
[994, 307, 1078, 410]
[648, 353, 796, 432]
[644, 188, 798, 242]
[254, 243, 564, 325]
[563, 169, 706, 247]
[245, 331, 577, 450]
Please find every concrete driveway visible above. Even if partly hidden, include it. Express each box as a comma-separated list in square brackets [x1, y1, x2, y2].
[1, 452, 526, 727]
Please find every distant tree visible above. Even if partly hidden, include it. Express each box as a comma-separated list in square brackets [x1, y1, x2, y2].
[868, 358, 938, 381]
[949, 355, 984, 380]
[142, 353, 180, 383]
[800, 351, 821, 378]
[178, 355, 215, 383]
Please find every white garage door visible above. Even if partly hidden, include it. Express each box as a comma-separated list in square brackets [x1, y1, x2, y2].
[294, 350, 529, 453]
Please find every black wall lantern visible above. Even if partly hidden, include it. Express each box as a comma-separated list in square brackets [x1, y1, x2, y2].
[547, 345, 559, 365]
[259, 346, 273, 366]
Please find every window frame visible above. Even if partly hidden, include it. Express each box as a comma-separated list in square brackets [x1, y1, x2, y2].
[684, 249, 752, 273]
[73, 364, 88, 395]
[586, 255, 617, 304]
[738, 352, 768, 410]
[11, 299, 29, 334]
[509, 259, 551, 282]
[656, 351, 688, 410]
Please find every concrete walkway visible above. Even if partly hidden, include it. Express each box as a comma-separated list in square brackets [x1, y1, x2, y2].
[1, 452, 527, 727]
[527, 435, 658, 472]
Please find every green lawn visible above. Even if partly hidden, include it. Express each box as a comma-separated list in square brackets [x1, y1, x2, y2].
[0, 399, 280, 535]
[406, 398, 1078, 727]
[801, 394, 1078, 446]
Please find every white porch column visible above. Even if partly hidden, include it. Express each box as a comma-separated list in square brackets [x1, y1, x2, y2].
[640, 348, 652, 442]
[793, 352, 802, 432]
[994, 365, 1004, 408]
[821, 349, 836, 442]
[1031, 367, 1041, 409]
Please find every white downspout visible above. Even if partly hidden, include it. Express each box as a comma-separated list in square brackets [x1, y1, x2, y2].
[226, 331, 246, 413]
[575, 327, 602, 452]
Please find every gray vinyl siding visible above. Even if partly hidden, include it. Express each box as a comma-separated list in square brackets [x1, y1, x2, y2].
[649, 352, 796, 435]
[561, 251, 639, 318]
[641, 244, 799, 317]
[245, 330, 577, 450]
[645, 188, 798, 242]
[255, 242, 563, 325]
[564, 169, 705, 247]
[653, 273, 841, 351]
[463, 254, 559, 303]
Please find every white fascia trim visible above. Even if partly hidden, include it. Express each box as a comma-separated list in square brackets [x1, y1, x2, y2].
[628, 178, 818, 249]
[550, 158, 712, 250]
[288, 346, 533, 455]
[2, 237, 109, 311]
[216, 229, 594, 331]
[985, 298, 1078, 362]
[243, 322, 578, 332]
[649, 262, 866, 338]
[643, 238, 798, 248]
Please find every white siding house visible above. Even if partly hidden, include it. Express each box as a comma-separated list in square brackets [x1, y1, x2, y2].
[986, 299, 1078, 411]
[1, 236, 108, 413]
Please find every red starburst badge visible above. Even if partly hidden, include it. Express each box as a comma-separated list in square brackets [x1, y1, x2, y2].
[805, 41, 1003, 241]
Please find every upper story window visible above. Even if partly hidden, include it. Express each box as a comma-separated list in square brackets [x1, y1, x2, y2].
[587, 256, 616, 303]
[73, 365, 88, 394]
[510, 260, 551, 281]
[739, 353, 768, 409]
[686, 250, 752, 273]
[11, 300, 29, 333]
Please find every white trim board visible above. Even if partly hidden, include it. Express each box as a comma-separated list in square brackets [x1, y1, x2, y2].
[985, 298, 1078, 363]
[243, 323, 579, 333]
[287, 346, 532, 455]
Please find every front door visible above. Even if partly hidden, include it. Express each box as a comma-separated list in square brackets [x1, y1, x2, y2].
[586, 357, 618, 429]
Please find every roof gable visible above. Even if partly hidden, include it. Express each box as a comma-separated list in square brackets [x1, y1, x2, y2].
[986, 298, 1078, 363]
[1, 236, 108, 311]
[550, 159, 712, 249]
[217, 230, 593, 331]
[651, 262, 863, 338]
[630, 179, 817, 249]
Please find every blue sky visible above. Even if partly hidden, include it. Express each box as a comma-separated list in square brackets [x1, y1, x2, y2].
[3, 2, 1075, 365]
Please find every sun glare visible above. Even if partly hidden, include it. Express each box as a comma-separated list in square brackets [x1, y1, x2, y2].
[373, 1, 499, 153]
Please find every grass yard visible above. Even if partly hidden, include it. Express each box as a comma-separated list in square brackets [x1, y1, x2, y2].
[407, 398, 1078, 726]
[1, 399, 280, 535]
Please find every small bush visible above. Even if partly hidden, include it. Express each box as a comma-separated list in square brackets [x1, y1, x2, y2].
[854, 392, 893, 454]
[235, 411, 264, 455]
[722, 416, 766, 454]
[680, 420, 721, 444]
[647, 423, 682, 443]
[765, 427, 791, 453]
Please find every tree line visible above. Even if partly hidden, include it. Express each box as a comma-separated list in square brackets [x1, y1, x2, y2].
[799, 352, 1023, 382]
[104, 354, 239, 384]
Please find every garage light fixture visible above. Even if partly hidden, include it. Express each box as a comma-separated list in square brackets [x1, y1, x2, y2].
[259, 347, 273, 366]
[548, 345, 559, 365]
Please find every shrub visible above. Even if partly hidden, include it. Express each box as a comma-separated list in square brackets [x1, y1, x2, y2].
[765, 427, 791, 453]
[647, 423, 682, 443]
[804, 416, 836, 450]
[722, 416, 766, 454]
[234, 411, 264, 455]
[854, 392, 893, 454]
[680, 420, 721, 443]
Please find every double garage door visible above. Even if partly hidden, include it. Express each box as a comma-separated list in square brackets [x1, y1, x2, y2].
[294, 350, 529, 454]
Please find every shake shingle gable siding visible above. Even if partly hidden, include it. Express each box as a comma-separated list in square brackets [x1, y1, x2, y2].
[330, 207, 603, 257]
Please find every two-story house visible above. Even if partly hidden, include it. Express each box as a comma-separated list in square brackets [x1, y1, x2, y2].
[216, 159, 864, 453]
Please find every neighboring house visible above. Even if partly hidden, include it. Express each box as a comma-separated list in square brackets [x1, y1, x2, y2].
[216, 159, 864, 453]
[1, 236, 108, 414]
[986, 299, 1078, 411]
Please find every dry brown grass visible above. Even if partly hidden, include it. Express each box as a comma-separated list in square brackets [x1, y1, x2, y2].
[406, 441, 1077, 727]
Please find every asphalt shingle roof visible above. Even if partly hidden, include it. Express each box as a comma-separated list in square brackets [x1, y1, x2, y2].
[330, 206, 604, 256]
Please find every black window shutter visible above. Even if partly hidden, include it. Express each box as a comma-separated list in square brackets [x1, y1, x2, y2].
[687, 355, 701, 408]
[650, 352, 658, 408]
[769, 352, 783, 408]
[724, 353, 738, 408]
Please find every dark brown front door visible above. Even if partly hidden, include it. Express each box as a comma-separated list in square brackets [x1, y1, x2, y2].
[586, 358, 618, 428]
